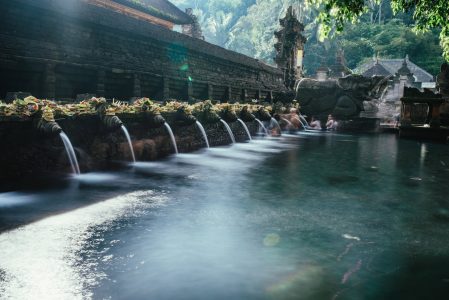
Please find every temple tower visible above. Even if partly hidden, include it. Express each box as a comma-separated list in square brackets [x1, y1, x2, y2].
[274, 6, 307, 90]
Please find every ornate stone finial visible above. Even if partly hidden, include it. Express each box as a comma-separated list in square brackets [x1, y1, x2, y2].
[397, 59, 411, 75]
[182, 8, 204, 40]
[329, 49, 351, 78]
[274, 6, 307, 90]
[395, 58, 415, 84]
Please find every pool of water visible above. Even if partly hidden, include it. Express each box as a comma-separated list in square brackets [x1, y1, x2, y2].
[1, 133, 449, 299]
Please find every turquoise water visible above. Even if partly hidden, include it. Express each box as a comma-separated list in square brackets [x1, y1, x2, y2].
[1, 133, 449, 299]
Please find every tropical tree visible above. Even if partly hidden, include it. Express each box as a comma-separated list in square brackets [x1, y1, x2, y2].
[308, 0, 449, 61]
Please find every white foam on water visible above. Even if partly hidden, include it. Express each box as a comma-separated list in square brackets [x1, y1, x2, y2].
[0, 190, 167, 300]
[0, 192, 36, 208]
[75, 173, 119, 185]
[232, 143, 283, 154]
[206, 147, 262, 161]
[174, 151, 256, 169]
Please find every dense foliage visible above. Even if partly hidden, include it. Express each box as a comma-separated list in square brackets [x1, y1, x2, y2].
[314, 0, 449, 63]
[172, 0, 445, 75]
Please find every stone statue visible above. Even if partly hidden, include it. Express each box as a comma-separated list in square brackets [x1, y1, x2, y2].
[295, 74, 388, 119]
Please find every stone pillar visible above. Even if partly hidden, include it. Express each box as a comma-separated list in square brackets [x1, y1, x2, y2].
[96, 70, 105, 97]
[399, 77, 407, 98]
[133, 74, 141, 98]
[267, 90, 273, 103]
[256, 89, 261, 100]
[226, 86, 232, 102]
[44, 63, 56, 99]
[207, 83, 214, 100]
[163, 77, 170, 101]
[436, 62, 449, 97]
[241, 89, 247, 102]
[187, 81, 193, 102]
[400, 102, 412, 126]
[429, 102, 442, 128]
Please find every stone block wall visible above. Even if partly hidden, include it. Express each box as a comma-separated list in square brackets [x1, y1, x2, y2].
[0, 0, 285, 102]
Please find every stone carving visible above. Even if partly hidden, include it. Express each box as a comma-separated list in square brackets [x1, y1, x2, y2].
[295, 75, 388, 119]
[238, 106, 256, 122]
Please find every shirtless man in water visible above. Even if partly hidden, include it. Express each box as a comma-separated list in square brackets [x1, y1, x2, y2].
[326, 114, 338, 130]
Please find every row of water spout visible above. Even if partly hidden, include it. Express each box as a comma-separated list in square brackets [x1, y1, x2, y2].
[59, 117, 279, 176]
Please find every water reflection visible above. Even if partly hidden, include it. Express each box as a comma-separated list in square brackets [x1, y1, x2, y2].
[1, 134, 449, 299]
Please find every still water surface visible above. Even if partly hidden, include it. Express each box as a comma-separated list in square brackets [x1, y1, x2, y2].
[1, 133, 449, 299]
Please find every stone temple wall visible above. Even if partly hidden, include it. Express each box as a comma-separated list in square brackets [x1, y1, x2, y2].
[0, 0, 285, 102]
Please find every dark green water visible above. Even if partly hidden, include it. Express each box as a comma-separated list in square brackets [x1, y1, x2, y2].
[1, 133, 449, 299]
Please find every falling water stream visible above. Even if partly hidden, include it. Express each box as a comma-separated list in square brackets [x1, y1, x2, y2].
[281, 117, 294, 129]
[195, 121, 210, 148]
[237, 118, 252, 141]
[120, 125, 136, 163]
[164, 122, 178, 154]
[270, 117, 281, 133]
[255, 118, 269, 135]
[299, 113, 309, 127]
[59, 132, 80, 175]
[219, 119, 236, 144]
[293, 115, 308, 129]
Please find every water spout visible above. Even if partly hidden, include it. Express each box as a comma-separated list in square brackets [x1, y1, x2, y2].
[237, 118, 252, 141]
[293, 116, 308, 129]
[220, 119, 236, 144]
[164, 122, 178, 154]
[281, 117, 294, 129]
[195, 121, 210, 148]
[299, 113, 309, 127]
[36, 119, 62, 136]
[270, 117, 281, 132]
[59, 132, 80, 175]
[120, 125, 136, 162]
[255, 118, 269, 136]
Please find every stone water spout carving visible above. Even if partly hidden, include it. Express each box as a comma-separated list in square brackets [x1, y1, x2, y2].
[160, 101, 196, 126]
[192, 100, 221, 124]
[10, 96, 61, 136]
[238, 106, 256, 122]
[132, 98, 166, 127]
[174, 107, 197, 126]
[218, 104, 238, 123]
[97, 103, 123, 131]
[34, 107, 62, 136]
[296, 74, 389, 120]
[253, 107, 272, 122]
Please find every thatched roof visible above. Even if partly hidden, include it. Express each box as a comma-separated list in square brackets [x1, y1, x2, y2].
[112, 0, 192, 24]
